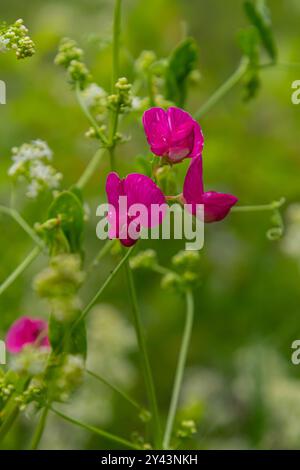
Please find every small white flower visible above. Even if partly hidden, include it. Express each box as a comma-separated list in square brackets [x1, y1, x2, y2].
[82, 83, 107, 109]
[8, 139, 61, 198]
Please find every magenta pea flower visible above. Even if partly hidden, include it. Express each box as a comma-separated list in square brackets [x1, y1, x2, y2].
[6, 316, 50, 354]
[142, 107, 204, 163]
[183, 156, 238, 223]
[106, 172, 166, 246]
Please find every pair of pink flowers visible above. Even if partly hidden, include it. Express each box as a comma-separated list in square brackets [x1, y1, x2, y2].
[106, 107, 238, 246]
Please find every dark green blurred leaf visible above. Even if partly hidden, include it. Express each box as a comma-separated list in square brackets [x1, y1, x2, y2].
[49, 314, 87, 359]
[238, 27, 260, 66]
[48, 191, 84, 254]
[165, 37, 198, 106]
[238, 27, 261, 101]
[243, 70, 261, 101]
[244, 0, 277, 62]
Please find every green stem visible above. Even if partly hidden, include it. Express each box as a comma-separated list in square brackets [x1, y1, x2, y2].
[0, 246, 42, 296]
[108, 101, 121, 170]
[75, 83, 108, 144]
[0, 404, 19, 442]
[232, 198, 285, 213]
[108, 147, 116, 172]
[112, 0, 122, 91]
[163, 289, 194, 450]
[86, 369, 145, 414]
[0, 205, 44, 249]
[88, 239, 113, 271]
[30, 406, 49, 450]
[124, 257, 161, 448]
[72, 245, 136, 328]
[51, 407, 140, 450]
[194, 58, 249, 120]
[147, 72, 155, 107]
[76, 147, 106, 190]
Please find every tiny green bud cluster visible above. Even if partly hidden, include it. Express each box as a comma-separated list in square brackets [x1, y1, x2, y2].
[0, 378, 15, 403]
[0, 19, 35, 59]
[55, 38, 90, 89]
[172, 251, 201, 271]
[10, 345, 49, 377]
[15, 381, 46, 411]
[135, 50, 157, 74]
[34, 254, 85, 322]
[130, 249, 158, 270]
[176, 419, 197, 439]
[47, 354, 85, 402]
[172, 250, 201, 288]
[108, 77, 132, 114]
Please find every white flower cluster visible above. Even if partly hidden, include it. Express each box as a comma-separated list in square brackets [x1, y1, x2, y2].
[0, 19, 35, 59]
[81, 83, 108, 125]
[8, 139, 62, 198]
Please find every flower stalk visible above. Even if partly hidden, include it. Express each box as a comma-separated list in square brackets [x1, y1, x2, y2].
[51, 407, 141, 450]
[194, 58, 249, 120]
[124, 257, 161, 448]
[163, 289, 194, 449]
[30, 406, 49, 450]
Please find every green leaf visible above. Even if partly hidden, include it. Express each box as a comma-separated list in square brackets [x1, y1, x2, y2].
[243, 71, 261, 101]
[49, 314, 87, 359]
[244, 0, 277, 62]
[238, 28, 261, 101]
[238, 27, 260, 66]
[48, 191, 84, 254]
[165, 38, 198, 107]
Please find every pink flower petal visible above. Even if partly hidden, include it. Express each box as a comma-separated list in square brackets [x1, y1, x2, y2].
[142, 107, 170, 156]
[183, 156, 204, 209]
[190, 121, 204, 158]
[105, 172, 123, 206]
[143, 107, 204, 162]
[124, 173, 166, 227]
[201, 191, 238, 223]
[105, 172, 166, 246]
[6, 316, 50, 354]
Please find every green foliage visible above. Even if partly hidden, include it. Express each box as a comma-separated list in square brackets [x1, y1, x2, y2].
[239, 0, 277, 100]
[244, 0, 277, 63]
[48, 191, 84, 254]
[49, 315, 87, 358]
[165, 38, 198, 106]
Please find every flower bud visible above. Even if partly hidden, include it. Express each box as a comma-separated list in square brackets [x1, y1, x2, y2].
[130, 250, 158, 270]
[172, 250, 201, 271]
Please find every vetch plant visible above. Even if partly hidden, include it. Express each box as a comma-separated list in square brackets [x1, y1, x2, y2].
[0, 1, 288, 450]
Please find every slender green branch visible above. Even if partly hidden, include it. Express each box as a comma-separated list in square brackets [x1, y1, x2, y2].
[30, 406, 49, 450]
[108, 0, 123, 169]
[86, 369, 145, 414]
[0, 246, 42, 296]
[112, 0, 123, 91]
[232, 198, 285, 213]
[0, 404, 19, 442]
[51, 407, 140, 450]
[0, 205, 44, 249]
[75, 83, 108, 144]
[194, 58, 249, 120]
[72, 245, 135, 328]
[124, 257, 161, 448]
[147, 72, 155, 107]
[108, 101, 121, 171]
[88, 239, 113, 272]
[163, 289, 194, 450]
[76, 148, 106, 190]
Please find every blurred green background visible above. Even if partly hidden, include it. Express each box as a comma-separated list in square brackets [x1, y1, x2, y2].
[1, 0, 300, 450]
